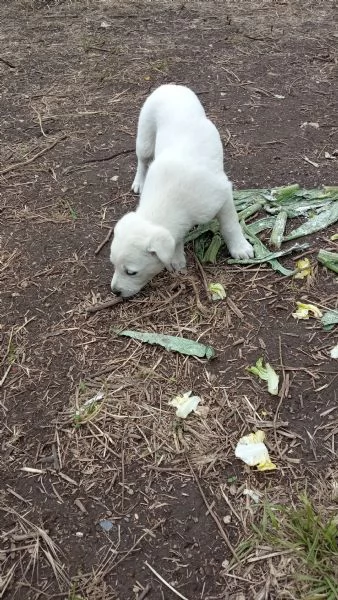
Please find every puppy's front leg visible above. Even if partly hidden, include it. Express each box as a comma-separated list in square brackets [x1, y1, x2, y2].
[131, 159, 148, 194]
[170, 241, 187, 273]
[218, 184, 254, 260]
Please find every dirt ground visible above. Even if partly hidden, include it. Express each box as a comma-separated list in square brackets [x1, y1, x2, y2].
[0, 1, 337, 599]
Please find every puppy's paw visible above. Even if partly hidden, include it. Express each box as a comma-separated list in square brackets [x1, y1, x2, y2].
[131, 178, 143, 195]
[228, 238, 254, 260]
[170, 256, 187, 274]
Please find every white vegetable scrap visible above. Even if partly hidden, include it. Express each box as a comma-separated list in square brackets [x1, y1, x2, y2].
[235, 430, 277, 471]
[330, 344, 338, 359]
[169, 391, 201, 419]
[208, 282, 227, 301]
[292, 302, 322, 320]
[247, 358, 279, 395]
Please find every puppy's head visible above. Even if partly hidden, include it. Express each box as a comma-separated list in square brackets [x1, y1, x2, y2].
[110, 212, 175, 297]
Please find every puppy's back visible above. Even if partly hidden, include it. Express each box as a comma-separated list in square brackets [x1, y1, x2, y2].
[141, 84, 205, 126]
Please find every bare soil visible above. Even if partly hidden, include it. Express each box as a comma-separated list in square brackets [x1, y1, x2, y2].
[0, 1, 337, 599]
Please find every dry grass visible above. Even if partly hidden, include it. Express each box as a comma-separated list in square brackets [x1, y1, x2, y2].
[0, 0, 337, 598]
[0, 506, 69, 596]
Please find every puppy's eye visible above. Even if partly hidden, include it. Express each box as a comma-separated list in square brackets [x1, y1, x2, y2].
[125, 268, 137, 276]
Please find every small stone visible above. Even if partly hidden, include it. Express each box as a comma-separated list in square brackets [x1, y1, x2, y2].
[99, 519, 114, 532]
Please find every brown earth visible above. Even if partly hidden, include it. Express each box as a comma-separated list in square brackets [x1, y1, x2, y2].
[0, 1, 337, 599]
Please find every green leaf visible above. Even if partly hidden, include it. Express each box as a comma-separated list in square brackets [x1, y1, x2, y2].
[321, 310, 338, 331]
[246, 216, 275, 235]
[271, 183, 300, 202]
[201, 234, 224, 263]
[317, 250, 338, 274]
[234, 189, 269, 208]
[185, 220, 219, 243]
[237, 201, 264, 221]
[284, 203, 338, 241]
[269, 211, 288, 249]
[115, 330, 216, 359]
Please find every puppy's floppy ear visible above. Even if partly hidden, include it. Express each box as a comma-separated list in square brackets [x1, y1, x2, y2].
[147, 228, 175, 268]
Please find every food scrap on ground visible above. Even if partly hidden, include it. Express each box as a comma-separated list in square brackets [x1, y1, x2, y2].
[317, 249, 338, 274]
[292, 302, 323, 320]
[294, 257, 312, 279]
[330, 344, 338, 359]
[235, 430, 277, 471]
[187, 185, 338, 272]
[208, 282, 227, 301]
[115, 329, 216, 359]
[168, 391, 202, 418]
[247, 358, 279, 395]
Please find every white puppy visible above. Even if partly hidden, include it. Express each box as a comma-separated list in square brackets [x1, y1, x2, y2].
[110, 84, 253, 297]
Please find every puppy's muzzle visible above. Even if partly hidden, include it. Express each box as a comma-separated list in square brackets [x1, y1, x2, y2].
[111, 286, 122, 296]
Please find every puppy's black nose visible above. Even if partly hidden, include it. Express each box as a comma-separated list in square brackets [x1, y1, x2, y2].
[112, 289, 122, 297]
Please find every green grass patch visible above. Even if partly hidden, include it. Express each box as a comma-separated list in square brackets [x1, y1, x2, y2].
[235, 496, 338, 599]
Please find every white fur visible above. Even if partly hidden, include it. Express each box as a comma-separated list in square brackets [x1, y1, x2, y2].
[110, 84, 254, 297]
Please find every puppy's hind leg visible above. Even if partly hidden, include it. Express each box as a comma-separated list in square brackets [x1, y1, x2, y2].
[131, 109, 156, 195]
[217, 180, 254, 259]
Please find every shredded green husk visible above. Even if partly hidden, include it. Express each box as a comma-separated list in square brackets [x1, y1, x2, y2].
[185, 219, 219, 243]
[284, 202, 338, 240]
[185, 185, 338, 273]
[115, 329, 216, 359]
[247, 357, 279, 395]
[317, 249, 338, 274]
[271, 183, 300, 202]
[202, 234, 224, 264]
[237, 201, 265, 221]
[321, 310, 338, 331]
[269, 211, 288, 249]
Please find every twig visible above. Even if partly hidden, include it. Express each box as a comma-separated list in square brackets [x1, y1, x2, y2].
[86, 297, 123, 313]
[223, 127, 232, 148]
[94, 227, 113, 255]
[187, 276, 208, 315]
[187, 458, 240, 562]
[273, 336, 287, 461]
[85, 45, 117, 54]
[0, 56, 17, 68]
[0, 135, 67, 176]
[137, 584, 152, 600]
[226, 297, 244, 320]
[83, 148, 134, 164]
[193, 254, 211, 299]
[103, 519, 165, 576]
[303, 156, 319, 168]
[145, 561, 189, 600]
[31, 105, 48, 137]
[125, 285, 184, 326]
[0, 364, 12, 388]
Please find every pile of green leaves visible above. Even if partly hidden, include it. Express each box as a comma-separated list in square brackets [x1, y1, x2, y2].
[186, 185, 338, 275]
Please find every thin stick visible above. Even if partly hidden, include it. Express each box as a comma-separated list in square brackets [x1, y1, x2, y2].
[193, 255, 211, 298]
[303, 156, 319, 168]
[94, 227, 113, 255]
[137, 584, 151, 600]
[145, 561, 189, 600]
[187, 458, 240, 562]
[83, 148, 133, 164]
[103, 519, 164, 576]
[126, 285, 184, 326]
[86, 297, 123, 313]
[85, 46, 117, 54]
[0, 364, 12, 388]
[0, 135, 67, 176]
[0, 56, 16, 68]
